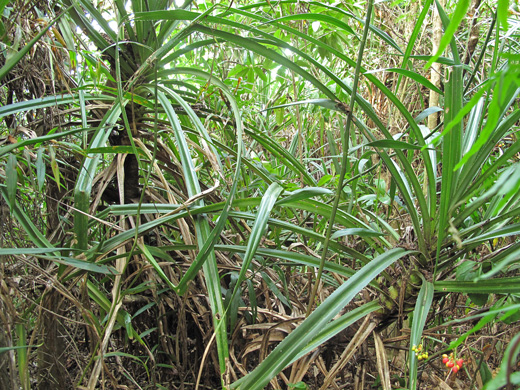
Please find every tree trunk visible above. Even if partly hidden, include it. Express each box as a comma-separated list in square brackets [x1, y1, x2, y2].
[37, 292, 71, 389]
[37, 161, 74, 389]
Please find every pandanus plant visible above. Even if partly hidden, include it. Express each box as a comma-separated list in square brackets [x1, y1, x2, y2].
[1, 0, 520, 389]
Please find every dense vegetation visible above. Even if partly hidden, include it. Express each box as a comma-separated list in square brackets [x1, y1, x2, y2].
[1, 0, 520, 389]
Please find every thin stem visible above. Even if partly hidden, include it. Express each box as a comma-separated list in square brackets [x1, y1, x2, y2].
[305, 0, 374, 317]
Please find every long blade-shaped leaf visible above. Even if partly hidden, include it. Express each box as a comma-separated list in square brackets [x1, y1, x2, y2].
[230, 248, 411, 390]
[74, 103, 122, 249]
[408, 281, 434, 390]
[233, 182, 283, 291]
[435, 65, 463, 275]
[291, 300, 381, 364]
[156, 90, 229, 375]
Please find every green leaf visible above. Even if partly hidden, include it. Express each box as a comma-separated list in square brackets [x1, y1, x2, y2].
[4, 252, 116, 275]
[230, 0, 402, 53]
[0, 344, 41, 354]
[156, 87, 232, 375]
[16, 323, 29, 390]
[414, 107, 443, 123]
[331, 228, 385, 239]
[0, 0, 9, 16]
[6, 153, 17, 209]
[0, 125, 103, 158]
[454, 71, 520, 170]
[36, 148, 45, 191]
[434, 278, 520, 294]
[101, 352, 149, 376]
[498, 0, 509, 31]
[463, 221, 520, 246]
[365, 68, 442, 94]
[247, 127, 317, 185]
[410, 55, 456, 66]
[276, 187, 332, 205]
[394, 0, 432, 93]
[260, 270, 291, 309]
[48, 145, 61, 190]
[476, 245, 520, 281]
[0, 248, 67, 255]
[366, 140, 425, 150]
[151, 72, 243, 302]
[192, 24, 337, 101]
[435, 65, 463, 275]
[220, 245, 367, 283]
[479, 361, 494, 385]
[123, 311, 133, 340]
[409, 281, 434, 390]
[229, 182, 284, 311]
[253, 66, 267, 83]
[86, 281, 137, 338]
[74, 103, 123, 249]
[139, 244, 177, 292]
[428, 83, 490, 147]
[0, 94, 113, 122]
[263, 98, 346, 113]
